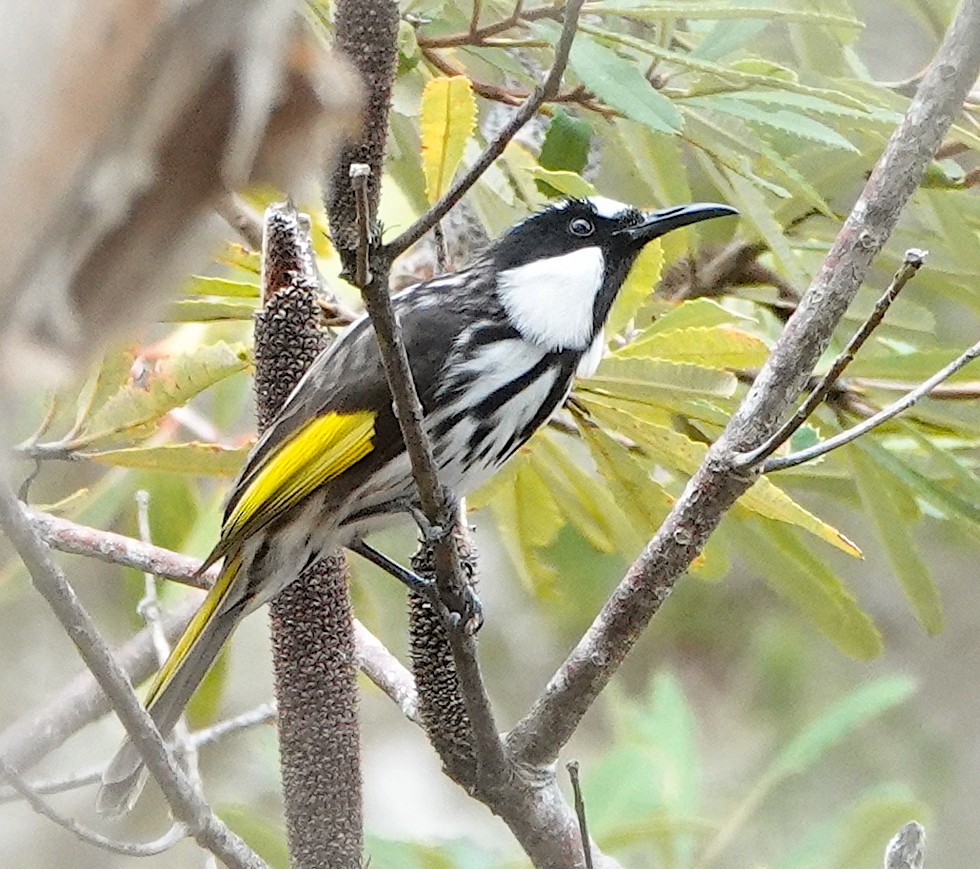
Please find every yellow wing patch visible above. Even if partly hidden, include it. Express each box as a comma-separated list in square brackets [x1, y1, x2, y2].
[225, 410, 376, 538]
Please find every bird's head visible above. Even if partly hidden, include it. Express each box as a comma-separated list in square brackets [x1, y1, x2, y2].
[491, 197, 737, 351]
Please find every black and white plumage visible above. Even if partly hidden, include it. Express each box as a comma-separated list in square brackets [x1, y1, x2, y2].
[97, 195, 737, 815]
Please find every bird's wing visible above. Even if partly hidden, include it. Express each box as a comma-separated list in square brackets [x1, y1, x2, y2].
[202, 288, 470, 568]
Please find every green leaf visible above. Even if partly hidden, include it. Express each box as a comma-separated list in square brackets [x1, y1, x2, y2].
[585, 2, 863, 28]
[688, 95, 860, 152]
[85, 442, 251, 476]
[420, 76, 477, 203]
[733, 521, 879, 658]
[74, 342, 252, 449]
[617, 324, 770, 368]
[644, 298, 757, 334]
[567, 33, 683, 134]
[767, 676, 915, 781]
[539, 108, 592, 173]
[586, 356, 738, 398]
[527, 167, 596, 199]
[165, 298, 259, 322]
[578, 421, 675, 543]
[183, 275, 260, 297]
[852, 446, 943, 632]
[606, 240, 665, 337]
[73, 345, 139, 432]
[219, 805, 290, 869]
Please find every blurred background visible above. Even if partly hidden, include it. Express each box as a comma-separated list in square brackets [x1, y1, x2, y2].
[0, 0, 977, 866]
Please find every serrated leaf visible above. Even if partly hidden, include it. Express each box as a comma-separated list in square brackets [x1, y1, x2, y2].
[534, 431, 629, 552]
[690, 95, 859, 152]
[567, 33, 683, 134]
[852, 446, 943, 633]
[539, 108, 592, 174]
[585, 2, 863, 28]
[528, 167, 596, 199]
[741, 475, 862, 558]
[586, 356, 738, 398]
[165, 298, 259, 322]
[420, 76, 477, 204]
[578, 420, 674, 543]
[607, 240, 665, 337]
[73, 344, 138, 431]
[724, 168, 808, 287]
[86, 442, 251, 476]
[766, 676, 914, 781]
[847, 348, 977, 381]
[577, 399, 861, 556]
[617, 324, 769, 368]
[733, 522, 880, 658]
[645, 298, 757, 334]
[74, 342, 252, 449]
[488, 461, 563, 590]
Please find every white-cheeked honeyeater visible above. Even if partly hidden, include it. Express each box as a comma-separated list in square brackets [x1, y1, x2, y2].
[97, 196, 737, 815]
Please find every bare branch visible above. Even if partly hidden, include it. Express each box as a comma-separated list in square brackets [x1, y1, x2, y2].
[0, 479, 267, 869]
[216, 193, 264, 250]
[384, 0, 586, 258]
[566, 761, 594, 869]
[764, 339, 979, 472]
[0, 757, 186, 858]
[506, 0, 980, 768]
[0, 507, 417, 771]
[741, 248, 929, 466]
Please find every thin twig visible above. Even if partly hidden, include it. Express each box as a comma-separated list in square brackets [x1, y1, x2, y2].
[763, 339, 979, 472]
[191, 703, 278, 749]
[385, 0, 586, 258]
[566, 761, 594, 869]
[0, 479, 267, 868]
[739, 248, 929, 467]
[0, 766, 102, 804]
[0, 757, 187, 857]
[216, 193, 264, 250]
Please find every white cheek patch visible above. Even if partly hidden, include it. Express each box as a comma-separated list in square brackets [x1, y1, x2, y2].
[587, 196, 631, 219]
[497, 247, 605, 351]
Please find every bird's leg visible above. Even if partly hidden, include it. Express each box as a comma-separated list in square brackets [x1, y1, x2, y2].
[348, 538, 437, 598]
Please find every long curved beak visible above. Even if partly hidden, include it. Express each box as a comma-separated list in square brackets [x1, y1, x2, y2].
[619, 202, 738, 243]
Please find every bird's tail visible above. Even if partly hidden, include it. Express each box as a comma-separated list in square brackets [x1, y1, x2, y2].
[96, 556, 244, 817]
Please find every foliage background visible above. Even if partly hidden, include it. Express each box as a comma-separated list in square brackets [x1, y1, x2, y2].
[0, 0, 977, 866]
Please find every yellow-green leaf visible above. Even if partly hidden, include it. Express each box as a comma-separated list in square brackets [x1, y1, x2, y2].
[86, 442, 252, 477]
[528, 167, 596, 199]
[617, 324, 769, 368]
[420, 76, 477, 204]
[732, 521, 881, 659]
[607, 240, 665, 337]
[165, 298, 259, 322]
[74, 342, 252, 449]
[578, 399, 861, 557]
[585, 356, 738, 398]
[851, 446, 943, 633]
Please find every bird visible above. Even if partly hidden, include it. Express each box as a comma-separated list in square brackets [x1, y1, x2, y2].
[96, 196, 737, 815]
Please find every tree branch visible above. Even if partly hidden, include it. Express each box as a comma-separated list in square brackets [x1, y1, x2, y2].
[741, 248, 928, 466]
[0, 479, 267, 869]
[0, 507, 417, 771]
[763, 339, 979, 472]
[505, 0, 980, 768]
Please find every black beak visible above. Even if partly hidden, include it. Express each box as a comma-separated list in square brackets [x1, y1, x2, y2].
[618, 202, 738, 244]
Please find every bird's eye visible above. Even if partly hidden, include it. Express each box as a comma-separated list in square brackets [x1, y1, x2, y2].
[568, 217, 594, 237]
